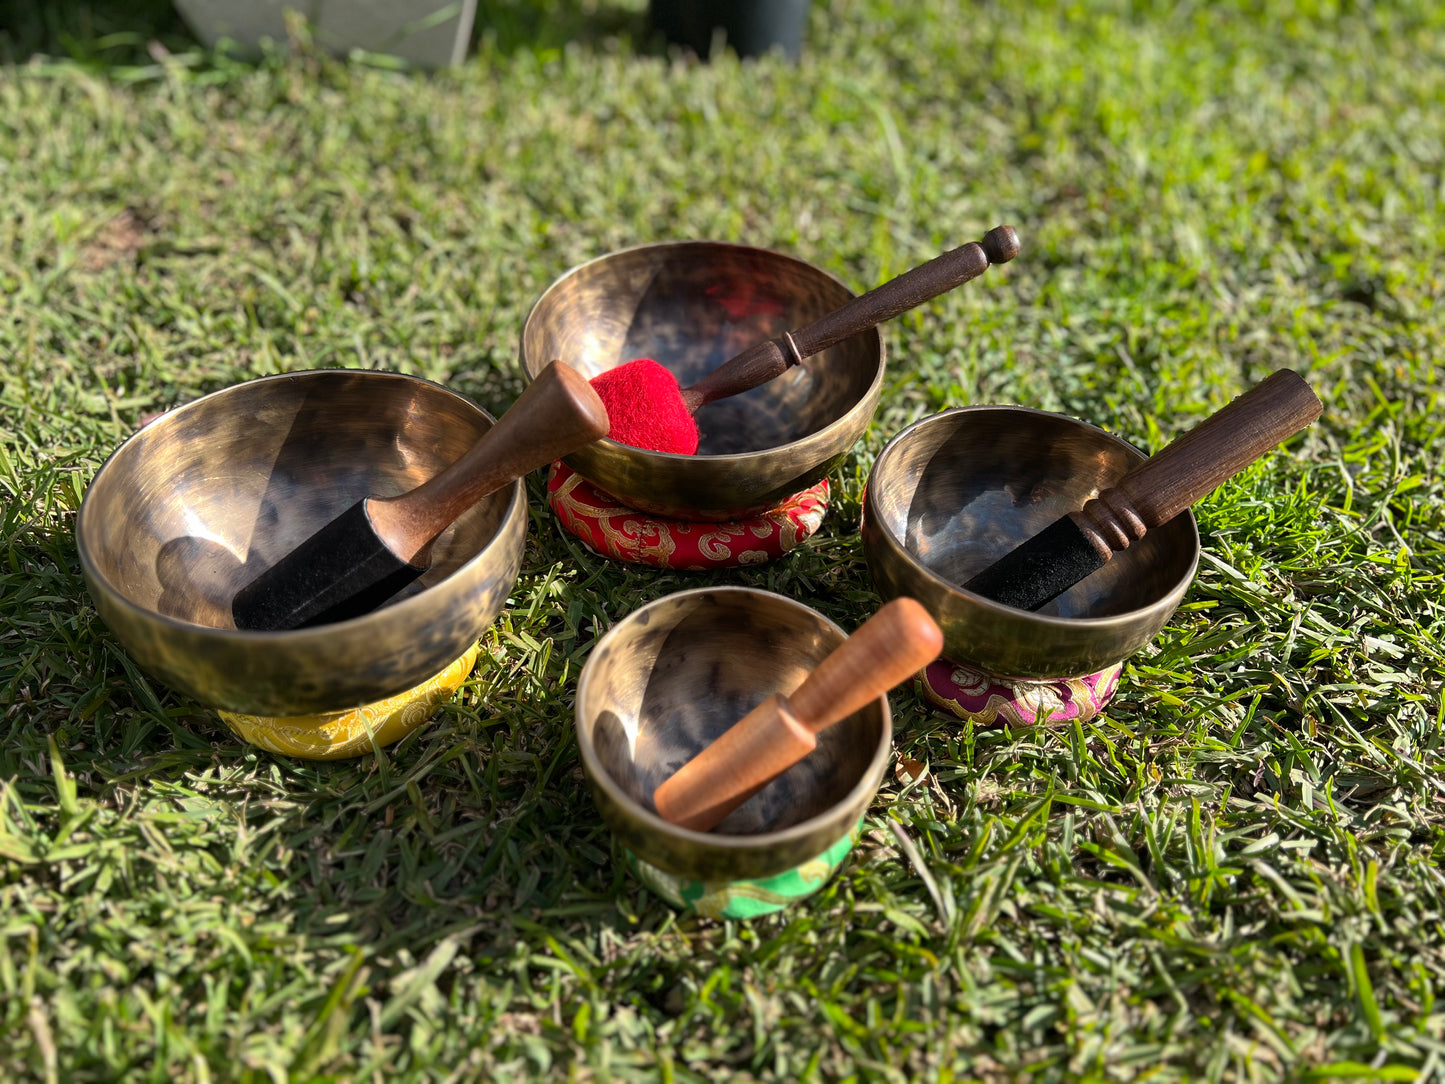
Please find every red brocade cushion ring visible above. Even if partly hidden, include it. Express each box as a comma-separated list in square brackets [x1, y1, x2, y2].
[590, 358, 700, 455]
[547, 462, 828, 569]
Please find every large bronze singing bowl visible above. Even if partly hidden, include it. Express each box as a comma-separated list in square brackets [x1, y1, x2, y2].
[575, 587, 891, 883]
[521, 241, 884, 520]
[77, 370, 528, 717]
[863, 407, 1201, 680]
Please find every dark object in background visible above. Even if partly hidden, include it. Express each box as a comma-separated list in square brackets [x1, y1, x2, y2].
[649, 0, 812, 61]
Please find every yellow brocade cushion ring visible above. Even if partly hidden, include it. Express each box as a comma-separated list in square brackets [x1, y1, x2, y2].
[217, 641, 481, 759]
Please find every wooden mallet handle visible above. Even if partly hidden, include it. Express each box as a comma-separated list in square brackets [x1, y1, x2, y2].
[368, 360, 609, 563]
[651, 597, 944, 833]
[1069, 368, 1323, 560]
[680, 226, 1020, 413]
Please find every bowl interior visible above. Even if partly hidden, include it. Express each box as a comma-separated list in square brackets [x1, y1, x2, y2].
[81, 370, 513, 630]
[524, 242, 879, 454]
[578, 589, 885, 839]
[870, 407, 1199, 618]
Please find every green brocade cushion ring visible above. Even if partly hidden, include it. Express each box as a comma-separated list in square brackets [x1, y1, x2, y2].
[626, 820, 863, 919]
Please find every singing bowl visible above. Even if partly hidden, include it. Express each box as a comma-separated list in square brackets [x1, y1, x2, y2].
[862, 406, 1201, 680]
[77, 370, 528, 718]
[575, 587, 891, 886]
[520, 241, 885, 521]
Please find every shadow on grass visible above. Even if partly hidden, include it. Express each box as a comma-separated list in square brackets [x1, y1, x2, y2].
[472, 0, 652, 57]
[0, 0, 196, 68]
[0, 507, 659, 985]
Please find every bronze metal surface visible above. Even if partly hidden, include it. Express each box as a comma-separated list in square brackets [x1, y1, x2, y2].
[574, 587, 891, 883]
[77, 370, 528, 717]
[862, 406, 1201, 680]
[520, 241, 884, 520]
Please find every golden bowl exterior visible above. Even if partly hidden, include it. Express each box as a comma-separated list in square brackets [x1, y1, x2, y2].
[575, 587, 891, 884]
[77, 370, 527, 717]
[521, 241, 884, 520]
[862, 406, 1201, 680]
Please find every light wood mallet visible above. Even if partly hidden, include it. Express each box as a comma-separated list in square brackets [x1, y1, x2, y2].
[232, 360, 609, 631]
[652, 597, 944, 833]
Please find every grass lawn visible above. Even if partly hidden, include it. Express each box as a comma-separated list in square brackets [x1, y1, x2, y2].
[2, 0, 1444, 1079]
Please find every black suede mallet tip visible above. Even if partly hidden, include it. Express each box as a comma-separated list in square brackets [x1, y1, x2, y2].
[232, 501, 427, 631]
[962, 515, 1106, 612]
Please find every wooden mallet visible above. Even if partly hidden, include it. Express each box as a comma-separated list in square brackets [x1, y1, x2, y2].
[963, 368, 1323, 612]
[677, 226, 1021, 415]
[232, 360, 609, 631]
[651, 597, 944, 833]
[594, 226, 1021, 453]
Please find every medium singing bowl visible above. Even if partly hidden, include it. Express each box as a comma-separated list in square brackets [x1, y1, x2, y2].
[77, 370, 528, 718]
[575, 587, 891, 885]
[863, 406, 1201, 680]
[521, 241, 884, 520]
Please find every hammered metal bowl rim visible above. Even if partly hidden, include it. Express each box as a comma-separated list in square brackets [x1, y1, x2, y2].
[76, 367, 529, 642]
[574, 585, 893, 851]
[868, 404, 1201, 629]
[520, 239, 887, 462]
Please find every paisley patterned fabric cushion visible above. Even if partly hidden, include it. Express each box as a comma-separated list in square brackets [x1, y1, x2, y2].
[921, 656, 1123, 727]
[547, 461, 828, 569]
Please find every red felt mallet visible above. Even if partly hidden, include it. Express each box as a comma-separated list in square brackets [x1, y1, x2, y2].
[592, 226, 1020, 454]
[590, 358, 699, 455]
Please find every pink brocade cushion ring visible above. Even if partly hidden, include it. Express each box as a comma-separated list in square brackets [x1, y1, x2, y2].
[547, 461, 828, 569]
[920, 657, 1123, 727]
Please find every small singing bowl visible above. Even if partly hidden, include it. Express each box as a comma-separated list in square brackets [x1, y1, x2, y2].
[521, 241, 884, 521]
[77, 370, 527, 719]
[862, 407, 1201, 681]
[575, 587, 890, 911]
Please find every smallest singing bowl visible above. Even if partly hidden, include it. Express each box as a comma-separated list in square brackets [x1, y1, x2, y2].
[77, 370, 528, 719]
[863, 406, 1201, 681]
[521, 241, 884, 521]
[575, 587, 891, 898]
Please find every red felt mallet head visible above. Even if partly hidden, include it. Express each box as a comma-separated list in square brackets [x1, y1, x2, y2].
[592, 226, 1018, 455]
[588, 358, 700, 455]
